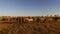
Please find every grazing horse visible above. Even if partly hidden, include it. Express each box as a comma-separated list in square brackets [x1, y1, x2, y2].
[25, 17, 33, 22]
[53, 17, 58, 22]
[36, 17, 41, 23]
[18, 17, 22, 23]
[40, 18, 45, 23]
[43, 17, 53, 23]
[21, 17, 25, 23]
[16, 17, 25, 23]
[2, 18, 5, 21]
[4, 17, 11, 21]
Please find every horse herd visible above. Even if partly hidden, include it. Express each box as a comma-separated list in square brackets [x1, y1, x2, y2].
[1, 17, 60, 23]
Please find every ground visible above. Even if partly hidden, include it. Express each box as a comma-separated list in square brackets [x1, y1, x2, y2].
[0, 21, 60, 34]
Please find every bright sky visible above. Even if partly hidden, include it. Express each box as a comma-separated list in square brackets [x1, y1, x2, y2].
[0, 0, 60, 16]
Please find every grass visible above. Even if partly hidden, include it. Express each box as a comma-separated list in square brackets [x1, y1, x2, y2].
[0, 20, 60, 34]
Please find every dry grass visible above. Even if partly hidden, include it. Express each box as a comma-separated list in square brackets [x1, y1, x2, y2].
[0, 17, 60, 34]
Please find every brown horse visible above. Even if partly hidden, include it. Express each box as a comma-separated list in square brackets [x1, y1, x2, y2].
[43, 17, 53, 23]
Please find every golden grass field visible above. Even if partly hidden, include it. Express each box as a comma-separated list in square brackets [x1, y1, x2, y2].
[0, 17, 60, 34]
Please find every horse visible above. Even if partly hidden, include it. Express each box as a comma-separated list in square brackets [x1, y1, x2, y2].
[25, 17, 34, 22]
[43, 17, 53, 23]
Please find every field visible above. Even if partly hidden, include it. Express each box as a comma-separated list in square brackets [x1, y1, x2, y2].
[0, 16, 60, 34]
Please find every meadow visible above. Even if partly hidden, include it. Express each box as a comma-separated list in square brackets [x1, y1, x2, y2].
[0, 16, 60, 34]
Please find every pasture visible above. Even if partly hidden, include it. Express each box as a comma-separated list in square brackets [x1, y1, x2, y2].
[0, 16, 60, 34]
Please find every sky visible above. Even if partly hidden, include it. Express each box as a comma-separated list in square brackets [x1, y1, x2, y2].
[0, 0, 60, 16]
